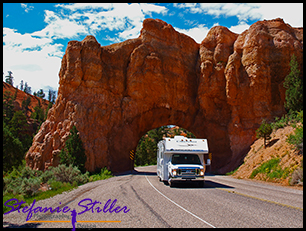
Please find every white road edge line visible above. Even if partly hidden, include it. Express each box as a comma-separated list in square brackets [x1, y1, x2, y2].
[145, 175, 216, 228]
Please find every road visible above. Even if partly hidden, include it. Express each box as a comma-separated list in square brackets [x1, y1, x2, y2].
[3, 165, 303, 228]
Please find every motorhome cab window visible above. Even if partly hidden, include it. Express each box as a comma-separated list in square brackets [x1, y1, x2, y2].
[171, 154, 201, 165]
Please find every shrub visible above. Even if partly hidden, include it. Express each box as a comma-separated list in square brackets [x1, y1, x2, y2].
[89, 167, 113, 182]
[271, 116, 286, 130]
[51, 164, 89, 185]
[20, 166, 42, 179]
[20, 178, 41, 197]
[287, 126, 303, 150]
[290, 168, 303, 185]
[250, 158, 283, 180]
[40, 168, 56, 183]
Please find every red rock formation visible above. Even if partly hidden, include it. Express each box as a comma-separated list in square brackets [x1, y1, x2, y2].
[25, 18, 303, 173]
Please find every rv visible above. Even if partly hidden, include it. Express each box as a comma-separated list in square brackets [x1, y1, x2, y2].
[157, 136, 210, 187]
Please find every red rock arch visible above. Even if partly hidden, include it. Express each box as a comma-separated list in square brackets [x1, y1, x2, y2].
[25, 18, 302, 174]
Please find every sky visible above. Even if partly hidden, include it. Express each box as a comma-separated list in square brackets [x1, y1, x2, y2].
[3, 3, 303, 96]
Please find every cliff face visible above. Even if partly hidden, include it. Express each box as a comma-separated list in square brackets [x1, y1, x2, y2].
[25, 18, 303, 173]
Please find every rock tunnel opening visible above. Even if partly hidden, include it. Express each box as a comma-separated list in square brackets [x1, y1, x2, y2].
[106, 107, 232, 174]
[133, 125, 196, 167]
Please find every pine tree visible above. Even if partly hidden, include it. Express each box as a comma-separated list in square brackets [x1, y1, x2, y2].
[59, 126, 87, 173]
[3, 121, 24, 172]
[283, 54, 303, 112]
[256, 119, 273, 148]
[24, 82, 32, 94]
[5, 71, 14, 86]
[20, 80, 24, 91]
[36, 89, 45, 99]
[3, 91, 15, 124]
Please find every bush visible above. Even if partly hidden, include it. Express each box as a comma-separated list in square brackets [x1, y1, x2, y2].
[20, 178, 41, 197]
[290, 168, 303, 185]
[287, 127, 303, 149]
[40, 168, 56, 183]
[51, 164, 89, 185]
[250, 158, 285, 180]
[89, 167, 113, 182]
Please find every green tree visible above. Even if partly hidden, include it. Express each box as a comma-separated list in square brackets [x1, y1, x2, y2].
[20, 80, 24, 91]
[31, 105, 45, 125]
[59, 126, 87, 173]
[9, 110, 32, 153]
[48, 89, 56, 104]
[24, 82, 31, 94]
[3, 91, 15, 124]
[256, 119, 273, 148]
[283, 54, 303, 112]
[3, 121, 24, 172]
[21, 96, 31, 115]
[5, 71, 14, 86]
[35, 89, 45, 99]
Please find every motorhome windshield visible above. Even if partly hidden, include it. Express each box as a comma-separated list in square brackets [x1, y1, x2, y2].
[171, 154, 201, 165]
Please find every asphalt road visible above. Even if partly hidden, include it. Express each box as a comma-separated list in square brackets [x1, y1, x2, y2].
[3, 165, 303, 228]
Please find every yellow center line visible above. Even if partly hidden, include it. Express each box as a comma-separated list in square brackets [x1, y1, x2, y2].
[216, 187, 303, 211]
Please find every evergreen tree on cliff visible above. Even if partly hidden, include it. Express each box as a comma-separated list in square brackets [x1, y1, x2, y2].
[59, 126, 87, 173]
[256, 119, 273, 149]
[283, 54, 303, 112]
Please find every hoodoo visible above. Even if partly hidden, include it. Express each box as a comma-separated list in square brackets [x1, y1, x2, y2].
[26, 18, 303, 173]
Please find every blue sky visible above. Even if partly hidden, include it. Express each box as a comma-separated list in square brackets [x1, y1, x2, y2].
[3, 3, 303, 95]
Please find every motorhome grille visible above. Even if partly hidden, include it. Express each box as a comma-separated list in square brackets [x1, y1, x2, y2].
[181, 169, 196, 175]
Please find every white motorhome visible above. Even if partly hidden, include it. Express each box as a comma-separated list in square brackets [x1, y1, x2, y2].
[157, 136, 210, 187]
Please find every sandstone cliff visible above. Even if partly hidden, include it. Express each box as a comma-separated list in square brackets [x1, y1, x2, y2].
[26, 18, 303, 173]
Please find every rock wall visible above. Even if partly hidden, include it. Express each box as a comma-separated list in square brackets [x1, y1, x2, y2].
[26, 18, 303, 173]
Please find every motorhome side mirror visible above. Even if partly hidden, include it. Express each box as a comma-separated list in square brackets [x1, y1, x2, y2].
[160, 159, 164, 165]
[206, 159, 211, 165]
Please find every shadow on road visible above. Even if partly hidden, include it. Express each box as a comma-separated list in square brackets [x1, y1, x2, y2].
[3, 221, 41, 228]
[204, 180, 234, 189]
[164, 180, 234, 189]
[114, 169, 156, 177]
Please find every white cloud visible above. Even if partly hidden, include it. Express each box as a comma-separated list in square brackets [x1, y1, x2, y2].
[228, 21, 251, 34]
[174, 24, 210, 43]
[3, 27, 63, 92]
[55, 3, 113, 11]
[21, 3, 34, 13]
[174, 3, 303, 27]
[139, 3, 168, 16]
[32, 10, 88, 39]
[250, 3, 303, 27]
[55, 3, 168, 40]
[3, 3, 169, 93]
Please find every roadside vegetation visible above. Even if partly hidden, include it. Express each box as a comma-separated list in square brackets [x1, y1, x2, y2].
[3, 77, 113, 214]
[239, 54, 303, 186]
[3, 162, 112, 214]
[3, 125, 113, 214]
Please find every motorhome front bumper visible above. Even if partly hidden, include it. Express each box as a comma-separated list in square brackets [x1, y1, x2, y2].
[169, 175, 204, 182]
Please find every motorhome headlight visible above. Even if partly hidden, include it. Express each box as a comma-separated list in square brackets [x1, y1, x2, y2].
[176, 169, 181, 175]
[196, 169, 204, 176]
[172, 169, 177, 176]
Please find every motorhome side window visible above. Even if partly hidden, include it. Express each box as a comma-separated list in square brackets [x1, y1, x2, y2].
[171, 154, 201, 165]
